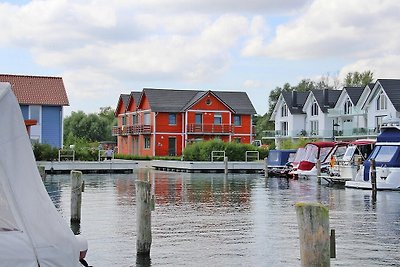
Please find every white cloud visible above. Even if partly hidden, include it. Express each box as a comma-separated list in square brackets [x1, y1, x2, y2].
[243, 79, 263, 89]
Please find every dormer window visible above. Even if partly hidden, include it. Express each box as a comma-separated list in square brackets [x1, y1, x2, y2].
[377, 91, 387, 110]
[311, 100, 319, 116]
[344, 98, 352, 115]
[281, 103, 288, 117]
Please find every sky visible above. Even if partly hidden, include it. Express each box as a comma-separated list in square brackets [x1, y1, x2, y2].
[1, 0, 400, 116]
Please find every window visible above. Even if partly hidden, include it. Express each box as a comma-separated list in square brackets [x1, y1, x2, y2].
[144, 136, 150, 149]
[281, 121, 288, 136]
[311, 120, 319, 135]
[375, 116, 385, 132]
[374, 146, 398, 162]
[281, 103, 288, 117]
[311, 100, 319, 116]
[233, 115, 242, 126]
[377, 91, 387, 110]
[195, 113, 202, 124]
[144, 113, 151, 125]
[234, 138, 241, 143]
[344, 98, 352, 115]
[132, 114, 138, 124]
[29, 105, 41, 124]
[169, 113, 176, 125]
[122, 115, 126, 126]
[214, 113, 222, 125]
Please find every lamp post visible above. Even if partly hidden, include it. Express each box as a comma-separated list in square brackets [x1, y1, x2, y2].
[332, 120, 340, 141]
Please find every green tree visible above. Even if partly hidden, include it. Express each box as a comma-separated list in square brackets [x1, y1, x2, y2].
[344, 71, 374, 86]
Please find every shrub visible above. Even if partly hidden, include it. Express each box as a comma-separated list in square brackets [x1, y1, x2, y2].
[32, 143, 59, 161]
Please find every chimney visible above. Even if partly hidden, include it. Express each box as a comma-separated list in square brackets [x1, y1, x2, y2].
[292, 91, 297, 107]
[323, 89, 329, 107]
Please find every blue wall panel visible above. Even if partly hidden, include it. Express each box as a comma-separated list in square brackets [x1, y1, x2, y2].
[42, 106, 62, 148]
[20, 105, 29, 119]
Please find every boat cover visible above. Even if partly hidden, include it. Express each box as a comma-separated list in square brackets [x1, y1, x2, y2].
[0, 83, 80, 266]
[268, 149, 297, 167]
[377, 127, 400, 142]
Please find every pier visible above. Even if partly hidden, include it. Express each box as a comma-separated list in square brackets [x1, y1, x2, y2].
[37, 160, 140, 174]
[151, 160, 264, 173]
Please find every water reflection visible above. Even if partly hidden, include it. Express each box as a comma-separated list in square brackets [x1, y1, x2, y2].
[43, 170, 400, 266]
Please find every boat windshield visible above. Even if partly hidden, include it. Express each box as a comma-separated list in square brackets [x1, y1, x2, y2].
[373, 145, 399, 162]
[292, 148, 306, 164]
[342, 146, 356, 161]
[320, 147, 333, 161]
[303, 144, 319, 163]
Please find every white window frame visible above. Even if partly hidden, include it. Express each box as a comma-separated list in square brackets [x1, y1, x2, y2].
[310, 120, 319, 135]
[281, 103, 288, 117]
[344, 97, 352, 115]
[377, 91, 387, 110]
[311, 100, 319, 116]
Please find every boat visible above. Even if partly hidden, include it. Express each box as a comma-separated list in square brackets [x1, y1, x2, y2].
[266, 149, 297, 176]
[294, 141, 342, 179]
[0, 82, 86, 266]
[282, 147, 306, 178]
[346, 123, 400, 190]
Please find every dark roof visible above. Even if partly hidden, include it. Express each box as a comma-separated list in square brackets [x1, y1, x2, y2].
[142, 88, 256, 114]
[120, 94, 130, 109]
[281, 91, 309, 114]
[344, 86, 364, 105]
[128, 91, 142, 109]
[0, 74, 69, 106]
[378, 79, 400, 111]
[311, 89, 341, 113]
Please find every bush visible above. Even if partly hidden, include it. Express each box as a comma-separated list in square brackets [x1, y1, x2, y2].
[182, 140, 269, 161]
[33, 143, 58, 161]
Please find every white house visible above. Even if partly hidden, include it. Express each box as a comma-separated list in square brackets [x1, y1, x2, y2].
[363, 79, 400, 131]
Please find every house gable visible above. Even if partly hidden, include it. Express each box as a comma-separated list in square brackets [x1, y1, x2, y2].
[186, 91, 234, 112]
[114, 94, 130, 116]
[126, 91, 141, 112]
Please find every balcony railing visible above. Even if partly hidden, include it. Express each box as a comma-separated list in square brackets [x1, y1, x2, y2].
[187, 123, 234, 134]
[327, 107, 366, 117]
[262, 127, 380, 139]
[112, 124, 152, 136]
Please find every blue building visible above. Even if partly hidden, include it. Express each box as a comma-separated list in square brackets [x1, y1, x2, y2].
[0, 74, 69, 148]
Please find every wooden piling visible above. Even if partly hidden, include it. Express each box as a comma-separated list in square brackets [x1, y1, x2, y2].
[316, 159, 321, 184]
[70, 170, 83, 223]
[224, 156, 228, 175]
[295, 202, 330, 267]
[370, 159, 377, 192]
[330, 229, 336, 258]
[264, 157, 268, 178]
[136, 180, 152, 255]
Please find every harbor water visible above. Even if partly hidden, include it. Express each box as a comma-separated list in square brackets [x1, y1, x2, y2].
[44, 170, 400, 266]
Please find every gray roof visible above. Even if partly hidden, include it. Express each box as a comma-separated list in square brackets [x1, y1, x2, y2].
[311, 89, 341, 113]
[378, 79, 400, 111]
[281, 91, 309, 114]
[344, 86, 364, 105]
[142, 88, 256, 114]
[129, 91, 142, 108]
[120, 94, 130, 110]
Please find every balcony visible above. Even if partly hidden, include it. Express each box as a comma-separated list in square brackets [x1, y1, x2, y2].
[112, 124, 152, 136]
[262, 127, 379, 139]
[327, 107, 365, 117]
[187, 123, 234, 135]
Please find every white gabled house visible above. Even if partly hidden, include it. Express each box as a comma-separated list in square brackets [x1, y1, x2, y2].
[363, 79, 400, 131]
[302, 89, 341, 140]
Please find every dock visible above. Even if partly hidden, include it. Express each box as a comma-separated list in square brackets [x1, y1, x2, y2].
[37, 160, 140, 174]
[319, 175, 352, 185]
[151, 160, 264, 173]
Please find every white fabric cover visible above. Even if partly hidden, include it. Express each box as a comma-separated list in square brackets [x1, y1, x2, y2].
[0, 83, 80, 267]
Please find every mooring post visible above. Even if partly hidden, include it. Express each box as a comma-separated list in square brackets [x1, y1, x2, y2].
[264, 157, 268, 178]
[136, 180, 152, 256]
[295, 202, 330, 267]
[330, 229, 336, 258]
[38, 165, 46, 181]
[370, 158, 377, 201]
[71, 170, 83, 223]
[224, 156, 228, 175]
[316, 159, 321, 184]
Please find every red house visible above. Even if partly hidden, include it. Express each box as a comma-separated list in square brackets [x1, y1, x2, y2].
[113, 88, 256, 157]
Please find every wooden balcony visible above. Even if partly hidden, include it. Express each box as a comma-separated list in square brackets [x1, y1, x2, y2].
[187, 123, 234, 135]
[112, 124, 152, 136]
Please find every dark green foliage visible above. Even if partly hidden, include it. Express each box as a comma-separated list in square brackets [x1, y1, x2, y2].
[113, 154, 180, 161]
[182, 140, 269, 161]
[344, 71, 374, 87]
[33, 143, 58, 161]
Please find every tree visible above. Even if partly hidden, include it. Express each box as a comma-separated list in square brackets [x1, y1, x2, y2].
[344, 71, 374, 87]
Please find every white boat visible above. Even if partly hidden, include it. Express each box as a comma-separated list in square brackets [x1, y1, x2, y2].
[0, 83, 84, 266]
[346, 123, 400, 190]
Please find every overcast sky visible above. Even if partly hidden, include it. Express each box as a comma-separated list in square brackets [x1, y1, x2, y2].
[1, 0, 399, 116]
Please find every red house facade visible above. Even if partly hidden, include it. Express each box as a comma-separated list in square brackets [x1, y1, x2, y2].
[113, 88, 256, 157]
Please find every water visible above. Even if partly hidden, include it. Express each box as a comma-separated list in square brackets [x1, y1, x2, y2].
[44, 170, 400, 266]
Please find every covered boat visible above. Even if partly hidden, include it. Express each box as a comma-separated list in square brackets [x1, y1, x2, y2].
[0, 83, 81, 266]
[346, 124, 400, 190]
[266, 149, 297, 176]
[283, 147, 306, 178]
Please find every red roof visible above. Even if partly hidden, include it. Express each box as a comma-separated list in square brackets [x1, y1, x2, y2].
[0, 74, 69, 106]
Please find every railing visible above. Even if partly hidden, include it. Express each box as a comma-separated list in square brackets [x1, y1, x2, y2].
[327, 107, 366, 117]
[112, 124, 152, 136]
[262, 127, 380, 139]
[187, 124, 234, 134]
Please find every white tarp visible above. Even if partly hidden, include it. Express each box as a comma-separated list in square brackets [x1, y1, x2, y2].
[0, 82, 80, 266]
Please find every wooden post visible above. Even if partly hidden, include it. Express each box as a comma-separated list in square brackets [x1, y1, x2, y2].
[330, 229, 336, 258]
[70, 170, 83, 223]
[264, 157, 268, 178]
[295, 202, 330, 267]
[136, 180, 152, 255]
[224, 156, 228, 175]
[370, 159, 377, 201]
[38, 165, 46, 180]
[316, 159, 321, 184]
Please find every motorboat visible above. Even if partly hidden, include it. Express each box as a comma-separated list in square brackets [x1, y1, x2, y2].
[282, 147, 306, 178]
[346, 123, 400, 190]
[266, 149, 297, 176]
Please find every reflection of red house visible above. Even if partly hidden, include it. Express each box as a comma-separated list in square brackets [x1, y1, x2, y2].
[113, 88, 256, 157]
